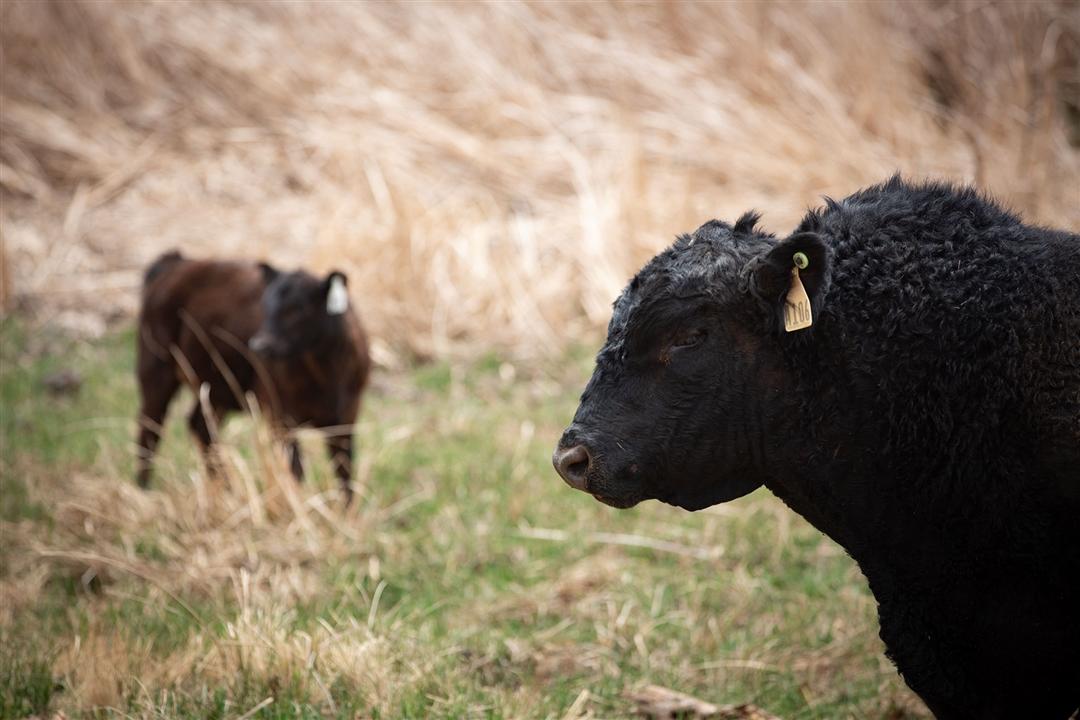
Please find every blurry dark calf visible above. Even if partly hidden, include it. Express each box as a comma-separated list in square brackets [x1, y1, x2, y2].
[135, 250, 370, 503]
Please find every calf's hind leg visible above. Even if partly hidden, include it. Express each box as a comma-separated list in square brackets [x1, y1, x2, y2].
[135, 359, 180, 489]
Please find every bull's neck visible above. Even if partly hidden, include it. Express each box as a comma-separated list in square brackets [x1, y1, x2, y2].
[758, 334, 958, 582]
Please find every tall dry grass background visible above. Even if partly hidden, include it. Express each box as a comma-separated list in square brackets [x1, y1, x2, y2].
[2, 0, 1078, 358]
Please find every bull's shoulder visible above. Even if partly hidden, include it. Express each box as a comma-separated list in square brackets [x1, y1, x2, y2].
[805, 176, 1026, 250]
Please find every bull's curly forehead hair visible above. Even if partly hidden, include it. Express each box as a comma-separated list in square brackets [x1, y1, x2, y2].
[605, 212, 774, 342]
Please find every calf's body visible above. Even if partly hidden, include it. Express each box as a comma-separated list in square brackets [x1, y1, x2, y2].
[136, 252, 369, 501]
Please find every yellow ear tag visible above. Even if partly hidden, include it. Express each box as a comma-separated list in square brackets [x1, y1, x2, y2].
[784, 259, 812, 332]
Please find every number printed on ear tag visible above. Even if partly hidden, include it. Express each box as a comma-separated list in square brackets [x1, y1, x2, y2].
[784, 267, 813, 332]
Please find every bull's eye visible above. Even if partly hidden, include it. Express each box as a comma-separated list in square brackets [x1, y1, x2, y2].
[671, 329, 706, 350]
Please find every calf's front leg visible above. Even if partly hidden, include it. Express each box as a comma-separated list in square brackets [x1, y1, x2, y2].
[326, 431, 354, 505]
[188, 401, 225, 478]
[286, 439, 304, 482]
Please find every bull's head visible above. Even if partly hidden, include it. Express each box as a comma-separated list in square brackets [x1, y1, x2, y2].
[553, 215, 831, 510]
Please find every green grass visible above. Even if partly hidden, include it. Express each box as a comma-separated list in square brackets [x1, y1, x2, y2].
[0, 643, 57, 719]
[0, 319, 926, 719]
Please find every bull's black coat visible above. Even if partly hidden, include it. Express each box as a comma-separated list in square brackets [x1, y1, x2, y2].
[555, 177, 1080, 718]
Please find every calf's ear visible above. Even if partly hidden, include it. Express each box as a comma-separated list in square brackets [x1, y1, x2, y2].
[325, 270, 349, 315]
[746, 232, 831, 331]
[259, 262, 281, 284]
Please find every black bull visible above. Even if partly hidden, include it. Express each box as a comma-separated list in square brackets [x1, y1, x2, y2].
[553, 177, 1080, 720]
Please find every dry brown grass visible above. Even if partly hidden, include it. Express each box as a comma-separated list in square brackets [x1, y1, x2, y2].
[2, 422, 427, 715]
[3, 0, 1077, 356]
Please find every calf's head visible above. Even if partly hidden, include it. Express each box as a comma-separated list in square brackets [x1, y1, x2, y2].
[249, 265, 351, 358]
[554, 215, 831, 510]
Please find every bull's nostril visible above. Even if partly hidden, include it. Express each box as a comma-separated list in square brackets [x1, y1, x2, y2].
[553, 444, 591, 491]
[567, 458, 588, 478]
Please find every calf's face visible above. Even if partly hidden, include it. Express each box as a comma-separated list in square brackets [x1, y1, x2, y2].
[554, 217, 830, 511]
[249, 266, 351, 358]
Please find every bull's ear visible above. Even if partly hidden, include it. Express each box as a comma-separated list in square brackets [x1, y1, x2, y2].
[746, 232, 831, 331]
[259, 262, 280, 284]
[324, 270, 349, 315]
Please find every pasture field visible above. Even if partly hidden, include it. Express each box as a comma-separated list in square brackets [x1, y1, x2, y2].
[2, 3, 1075, 717]
[0, 319, 927, 719]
